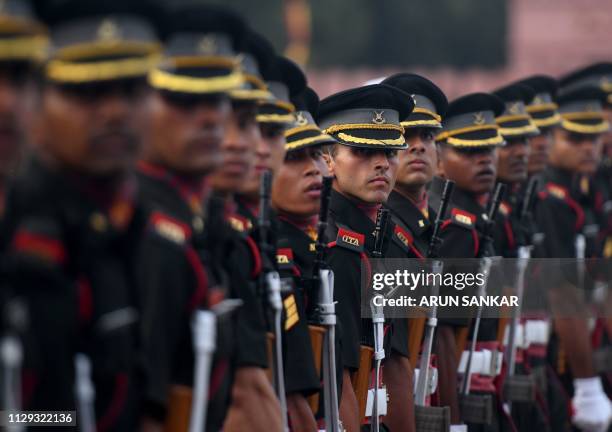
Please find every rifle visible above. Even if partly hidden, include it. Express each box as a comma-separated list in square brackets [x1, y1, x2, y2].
[459, 183, 505, 425]
[415, 180, 454, 406]
[369, 207, 390, 432]
[308, 176, 342, 432]
[75, 353, 95, 432]
[501, 178, 540, 412]
[258, 170, 289, 432]
[2, 298, 27, 432]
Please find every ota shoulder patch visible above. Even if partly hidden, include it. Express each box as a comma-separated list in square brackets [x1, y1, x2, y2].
[335, 226, 365, 252]
[226, 214, 253, 233]
[393, 223, 414, 251]
[276, 247, 295, 270]
[150, 211, 191, 245]
[450, 208, 476, 228]
[545, 182, 568, 201]
[499, 201, 511, 217]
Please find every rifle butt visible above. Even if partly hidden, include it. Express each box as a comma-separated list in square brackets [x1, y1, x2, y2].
[164, 385, 193, 432]
[307, 325, 325, 414]
[351, 345, 374, 421]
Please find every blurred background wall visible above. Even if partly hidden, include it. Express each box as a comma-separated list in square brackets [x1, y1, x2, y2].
[173, 0, 612, 98]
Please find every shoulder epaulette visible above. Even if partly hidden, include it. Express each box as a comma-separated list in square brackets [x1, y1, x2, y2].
[332, 225, 365, 252]
[450, 207, 476, 228]
[149, 211, 191, 245]
[11, 217, 66, 265]
[226, 213, 253, 233]
[276, 247, 295, 270]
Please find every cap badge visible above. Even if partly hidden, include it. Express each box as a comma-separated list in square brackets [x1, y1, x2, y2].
[295, 112, 308, 126]
[197, 35, 217, 55]
[473, 112, 486, 125]
[97, 19, 121, 43]
[372, 110, 386, 124]
[533, 95, 543, 105]
[586, 103, 598, 112]
[509, 102, 521, 115]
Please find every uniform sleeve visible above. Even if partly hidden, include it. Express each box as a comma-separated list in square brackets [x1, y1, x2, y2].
[227, 236, 269, 368]
[136, 231, 195, 416]
[282, 286, 321, 396]
[326, 246, 362, 371]
[533, 197, 577, 258]
[4, 217, 78, 412]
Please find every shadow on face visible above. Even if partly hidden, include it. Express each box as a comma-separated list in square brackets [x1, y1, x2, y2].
[240, 122, 287, 200]
[0, 62, 37, 176]
[549, 128, 602, 175]
[142, 90, 231, 177]
[396, 128, 437, 189]
[528, 129, 553, 175]
[497, 137, 530, 184]
[437, 143, 498, 195]
[208, 101, 258, 195]
[34, 79, 148, 178]
[272, 147, 327, 217]
[324, 144, 398, 204]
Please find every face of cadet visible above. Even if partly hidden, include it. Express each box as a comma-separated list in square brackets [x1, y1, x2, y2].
[550, 128, 602, 175]
[396, 128, 437, 189]
[528, 129, 553, 175]
[240, 122, 287, 200]
[325, 145, 398, 204]
[272, 147, 327, 217]
[437, 144, 498, 195]
[34, 79, 146, 177]
[208, 101, 258, 195]
[0, 63, 36, 177]
[497, 137, 530, 183]
[143, 91, 231, 176]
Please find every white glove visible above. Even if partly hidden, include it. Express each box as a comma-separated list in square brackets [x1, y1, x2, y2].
[572, 377, 612, 432]
[450, 425, 467, 432]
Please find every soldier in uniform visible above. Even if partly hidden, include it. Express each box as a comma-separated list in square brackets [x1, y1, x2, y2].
[133, 5, 275, 431]
[2, 1, 160, 429]
[432, 93, 506, 431]
[271, 86, 336, 431]
[317, 83, 416, 431]
[0, 0, 47, 240]
[490, 82, 552, 431]
[513, 76, 561, 178]
[232, 53, 323, 431]
[491, 82, 540, 258]
[532, 84, 612, 432]
[380, 73, 452, 427]
[381, 73, 448, 256]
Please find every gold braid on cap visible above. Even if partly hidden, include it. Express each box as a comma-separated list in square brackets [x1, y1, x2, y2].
[256, 113, 295, 123]
[336, 132, 405, 146]
[532, 113, 561, 128]
[445, 134, 504, 147]
[285, 134, 334, 150]
[0, 35, 47, 61]
[526, 103, 558, 113]
[48, 54, 161, 83]
[323, 122, 404, 135]
[412, 107, 442, 122]
[561, 119, 610, 134]
[149, 67, 244, 94]
[401, 119, 442, 128]
[285, 124, 321, 137]
[435, 124, 498, 141]
[498, 124, 539, 136]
